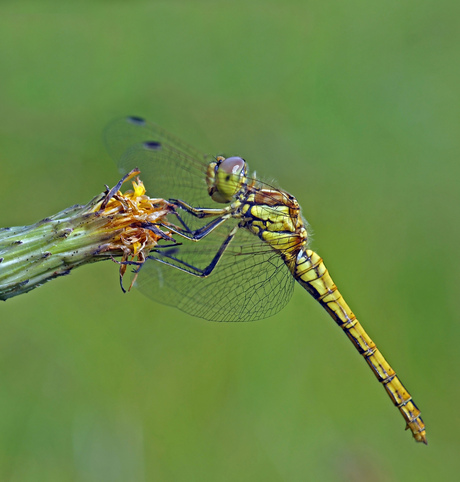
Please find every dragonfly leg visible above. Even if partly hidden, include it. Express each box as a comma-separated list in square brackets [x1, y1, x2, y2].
[162, 198, 236, 241]
[170, 198, 229, 219]
[164, 212, 232, 241]
[149, 225, 238, 278]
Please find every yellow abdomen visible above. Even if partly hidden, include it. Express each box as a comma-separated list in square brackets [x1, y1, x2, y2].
[294, 248, 426, 444]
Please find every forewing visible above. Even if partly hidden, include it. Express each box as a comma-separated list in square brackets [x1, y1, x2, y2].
[104, 116, 214, 210]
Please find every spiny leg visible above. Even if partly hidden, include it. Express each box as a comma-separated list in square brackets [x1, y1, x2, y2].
[149, 225, 239, 278]
[159, 197, 237, 241]
[164, 213, 232, 241]
[171, 198, 230, 219]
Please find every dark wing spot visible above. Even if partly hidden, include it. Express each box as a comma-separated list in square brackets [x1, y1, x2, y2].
[127, 116, 146, 125]
[144, 141, 162, 151]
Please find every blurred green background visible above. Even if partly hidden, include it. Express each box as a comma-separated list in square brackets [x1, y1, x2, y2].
[1, 1, 458, 481]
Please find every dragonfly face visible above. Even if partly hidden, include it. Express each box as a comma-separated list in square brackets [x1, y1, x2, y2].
[206, 156, 248, 203]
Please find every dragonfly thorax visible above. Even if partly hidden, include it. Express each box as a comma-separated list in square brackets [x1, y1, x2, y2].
[206, 156, 248, 203]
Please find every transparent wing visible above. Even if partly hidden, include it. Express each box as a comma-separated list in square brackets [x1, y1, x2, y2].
[138, 225, 295, 322]
[104, 116, 215, 212]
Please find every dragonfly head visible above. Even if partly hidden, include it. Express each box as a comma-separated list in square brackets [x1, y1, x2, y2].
[206, 156, 247, 203]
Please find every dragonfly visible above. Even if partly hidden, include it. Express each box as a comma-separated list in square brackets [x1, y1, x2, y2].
[105, 116, 426, 444]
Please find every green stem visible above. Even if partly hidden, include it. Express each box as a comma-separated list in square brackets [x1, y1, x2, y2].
[0, 194, 121, 300]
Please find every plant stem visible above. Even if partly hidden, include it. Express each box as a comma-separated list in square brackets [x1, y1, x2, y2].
[0, 170, 174, 300]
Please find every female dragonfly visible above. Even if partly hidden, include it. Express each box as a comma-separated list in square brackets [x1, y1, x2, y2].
[105, 116, 426, 444]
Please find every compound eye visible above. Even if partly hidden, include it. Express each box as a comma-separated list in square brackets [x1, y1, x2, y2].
[219, 156, 245, 175]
